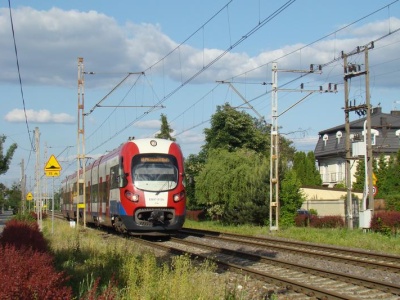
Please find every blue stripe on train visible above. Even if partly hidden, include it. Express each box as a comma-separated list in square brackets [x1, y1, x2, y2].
[110, 200, 127, 215]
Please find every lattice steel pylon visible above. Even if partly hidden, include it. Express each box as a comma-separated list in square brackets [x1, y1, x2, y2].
[270, 62, 279, 231]
[77, 57, 86, 227]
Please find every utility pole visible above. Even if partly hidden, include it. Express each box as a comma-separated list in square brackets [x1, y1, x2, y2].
[270, 62, 279, 231]
[365, 46, 374, 212]
[343, 54, 353, 229]
[77, 57, 86, 228]
[342, 42, 374, 229]
[269, 63, 331, 231]
[44, 143, 48, 214]
[34, 127, 42, 230]
[20, 159, 25, 214]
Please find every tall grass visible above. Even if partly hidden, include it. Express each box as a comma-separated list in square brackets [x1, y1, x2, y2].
[42, 218, 400, 299]
[42, 220, 235, 299]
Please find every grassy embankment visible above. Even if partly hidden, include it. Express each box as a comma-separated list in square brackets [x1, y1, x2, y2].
[43, 219, 242, 300]
[43, 218, 400, 299]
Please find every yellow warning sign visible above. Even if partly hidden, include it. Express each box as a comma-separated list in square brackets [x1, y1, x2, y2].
[45, 155, 62, 177]
[45, 154, 62, 171]
[372, 172, 377, 185]
[26, 192, 33, 201]
[45, 170, 60, 177]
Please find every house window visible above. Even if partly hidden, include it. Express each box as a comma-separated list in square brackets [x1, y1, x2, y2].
[363, 129, 379, 146]
[370, 133, 376, 146]
[337, 161, 343, 182]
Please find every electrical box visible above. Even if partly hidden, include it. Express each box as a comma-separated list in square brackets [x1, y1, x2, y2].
[359, 209, 372, 228]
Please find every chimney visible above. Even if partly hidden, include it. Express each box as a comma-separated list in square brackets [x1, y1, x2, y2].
[371, 106, 382, 115]
[391, 110, 400, 117]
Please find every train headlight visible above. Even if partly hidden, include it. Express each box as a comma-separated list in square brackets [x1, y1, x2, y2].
[173, 191, 185, 202]
[125, 190, 139, 202]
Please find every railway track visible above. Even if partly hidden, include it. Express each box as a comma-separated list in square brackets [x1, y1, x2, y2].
[51, 215, 400, 299]
[134, 232, 400, 299]
[179, 227, 400, 273]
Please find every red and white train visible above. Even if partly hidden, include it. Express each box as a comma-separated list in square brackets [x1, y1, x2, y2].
[60, 138, 186, 233]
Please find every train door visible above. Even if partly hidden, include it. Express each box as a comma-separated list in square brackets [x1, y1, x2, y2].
[91, 166, 98, 222]
[105, 174, 110, 223]
[86, 180, 91, 214]
[109, 165, 120, 215]
[99, 176, 103, 221]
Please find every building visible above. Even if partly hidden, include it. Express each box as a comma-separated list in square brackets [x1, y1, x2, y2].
[314, 107, 400, 188]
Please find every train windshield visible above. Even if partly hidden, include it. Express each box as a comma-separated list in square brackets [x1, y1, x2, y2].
[132, 154, 178, 192]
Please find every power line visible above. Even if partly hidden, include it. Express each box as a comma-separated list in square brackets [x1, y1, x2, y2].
[86, 0, 297, 155]
[7, 0, 35, 151]
[172, 25, 400, 140]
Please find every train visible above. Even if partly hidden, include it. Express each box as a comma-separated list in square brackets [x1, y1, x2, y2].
[60, 138, 186, 233]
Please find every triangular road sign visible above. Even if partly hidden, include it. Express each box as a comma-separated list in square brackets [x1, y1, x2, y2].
[44, 154, 62, 171]
[26, 192, 33, 201]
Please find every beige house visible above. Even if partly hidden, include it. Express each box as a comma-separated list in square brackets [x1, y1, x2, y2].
[301, 107, 400, 218]
[314, 107, 400, 188]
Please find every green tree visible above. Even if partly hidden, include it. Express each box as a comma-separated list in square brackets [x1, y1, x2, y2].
[292, 151, 321, 186]
[353, 159, 365, 191]
[195, 148, 269, 225]
[279, 169, 305, 226]
[0, 135, 17, 175]
[6, 183, 21, 212]
[203, 103, 268, 155]
[0, 183, 6, 212]
[378, 151, 400, 197]
[184, 152, 207, 210]
[155, 114, 176, 141]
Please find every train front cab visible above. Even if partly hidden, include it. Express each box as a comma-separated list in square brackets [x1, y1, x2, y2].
[116, 140, 186, 233]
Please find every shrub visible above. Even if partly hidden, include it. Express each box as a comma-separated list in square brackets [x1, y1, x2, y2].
[310, 215, 344, 228]
[12, 211, 37, 222]
[295, 215, 344, 228]
[0, 219, 49, 252]
[0, 245, 72, 299]
[294, 214, 309, 227]
[384, 194, 400, 211]
[370, 211, 400, 236]
[80, 276, 119, 300]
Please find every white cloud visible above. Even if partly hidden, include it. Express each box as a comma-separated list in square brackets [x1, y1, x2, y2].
[1, 6, 399, 90]
[135, 119, 160, 129]
[4, 108, 75, 123]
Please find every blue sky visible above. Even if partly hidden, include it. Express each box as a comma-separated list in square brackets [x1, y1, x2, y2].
[1, 0, 400, 190]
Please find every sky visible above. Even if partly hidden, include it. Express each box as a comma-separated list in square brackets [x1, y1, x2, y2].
[1, 0, 400, 191]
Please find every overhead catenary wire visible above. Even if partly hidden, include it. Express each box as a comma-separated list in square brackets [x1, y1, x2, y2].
[7, 0, 35, 152]
[171, 2, 400, 139]
[86, 0, 297, 154]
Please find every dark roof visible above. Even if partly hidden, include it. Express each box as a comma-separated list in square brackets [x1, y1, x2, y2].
[314, 107, 400, 159]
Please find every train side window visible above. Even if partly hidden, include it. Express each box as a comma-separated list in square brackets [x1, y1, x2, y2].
[110, 165, 119, 189]
[118, 157, 128, 188]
